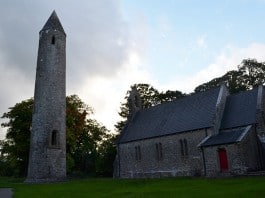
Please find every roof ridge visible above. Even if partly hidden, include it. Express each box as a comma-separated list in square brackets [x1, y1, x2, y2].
[227, 87, 259, 98]
[141, 86, 222, 112]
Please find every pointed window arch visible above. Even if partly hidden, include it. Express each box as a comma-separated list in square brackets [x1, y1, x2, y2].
[159, 142, 163, 159]
[179, 139, 188, 156]
[135, 145, 141, 161]
[180, 139, 184, 156]
[184, 139, 188, 156]
[155, 142, 163, 161]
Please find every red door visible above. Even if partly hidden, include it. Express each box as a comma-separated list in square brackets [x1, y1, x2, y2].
[218, 148, 228, 172]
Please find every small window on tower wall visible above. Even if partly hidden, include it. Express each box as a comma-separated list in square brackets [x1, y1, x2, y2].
[51, 36, 55, 45]
[51, 130, 59, 146]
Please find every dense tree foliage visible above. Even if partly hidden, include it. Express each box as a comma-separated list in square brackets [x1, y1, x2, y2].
[194, 59, 265, 94]
[96, 134, 117, 176]
[0, 95, 116, 177]
[0, 99, 33, 176]
[115, 83, 185, 132]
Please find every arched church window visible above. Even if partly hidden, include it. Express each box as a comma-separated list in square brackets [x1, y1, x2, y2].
[155, 142, 163, 161]
[184, 139, 188, 156]
[180, 139, 184, 156]
[159, 142, 163, 159]
[180, 139, 188, 156]
[135, 145, 141, 161]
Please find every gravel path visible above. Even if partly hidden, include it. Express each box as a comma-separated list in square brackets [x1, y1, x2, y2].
[0, 188, 13, 198]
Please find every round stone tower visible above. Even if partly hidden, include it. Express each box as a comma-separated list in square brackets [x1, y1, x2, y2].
[26, 11, 66, 183]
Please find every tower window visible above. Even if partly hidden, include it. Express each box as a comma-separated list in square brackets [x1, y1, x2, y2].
[51, 130, 59, 146]
[51, 36, 55, 45]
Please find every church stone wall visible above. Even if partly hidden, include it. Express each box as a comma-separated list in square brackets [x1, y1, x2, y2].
[203, 144, 241, 177]
[203, 128, 261, 177]
[240, 127, 262, 171]
[118, 128, 211, 178]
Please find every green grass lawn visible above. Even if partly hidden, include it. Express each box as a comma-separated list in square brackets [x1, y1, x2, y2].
[1, 176, 265, 197]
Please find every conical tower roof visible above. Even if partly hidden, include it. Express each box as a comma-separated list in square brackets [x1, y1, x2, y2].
[41, 11, 66, 35]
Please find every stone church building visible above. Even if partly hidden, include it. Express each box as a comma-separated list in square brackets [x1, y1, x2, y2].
[114, 85, 265, 178]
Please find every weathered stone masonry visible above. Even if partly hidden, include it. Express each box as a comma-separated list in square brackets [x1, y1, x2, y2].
[119, 128, 214, 178]
[26, 11, 66, 183]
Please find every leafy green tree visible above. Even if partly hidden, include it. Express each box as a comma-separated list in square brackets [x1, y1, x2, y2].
[115, 84, 160, 133]
[238, 59, 265, 89]
[158, 90, 185, 103]
[0, 99, 33, 176]
[96, 134, 117, 176]
[194, 70, 246, 94]
[115, 83, 184, 133]
[0, 95, 115, 177]
[65, 95, 91, 173]
[70, 118, 111, 175]
[195, 59, 265, 94]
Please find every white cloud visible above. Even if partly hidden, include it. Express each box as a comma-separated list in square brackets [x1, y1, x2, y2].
[67, 7, 152, 132]
[0, 57, 34, 140]
[160, 43, 265, 93]
[74, 49, 154, 131]
[0, 0, 150, 139]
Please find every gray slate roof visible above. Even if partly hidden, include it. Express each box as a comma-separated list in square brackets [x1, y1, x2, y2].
[200, 125, 251, 147]
[118, 87, 221, 143]
[41, 11, 66, 35]
[220, 88, 258, 129]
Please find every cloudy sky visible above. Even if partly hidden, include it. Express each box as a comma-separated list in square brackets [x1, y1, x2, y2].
[1, 0, 265, 139]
